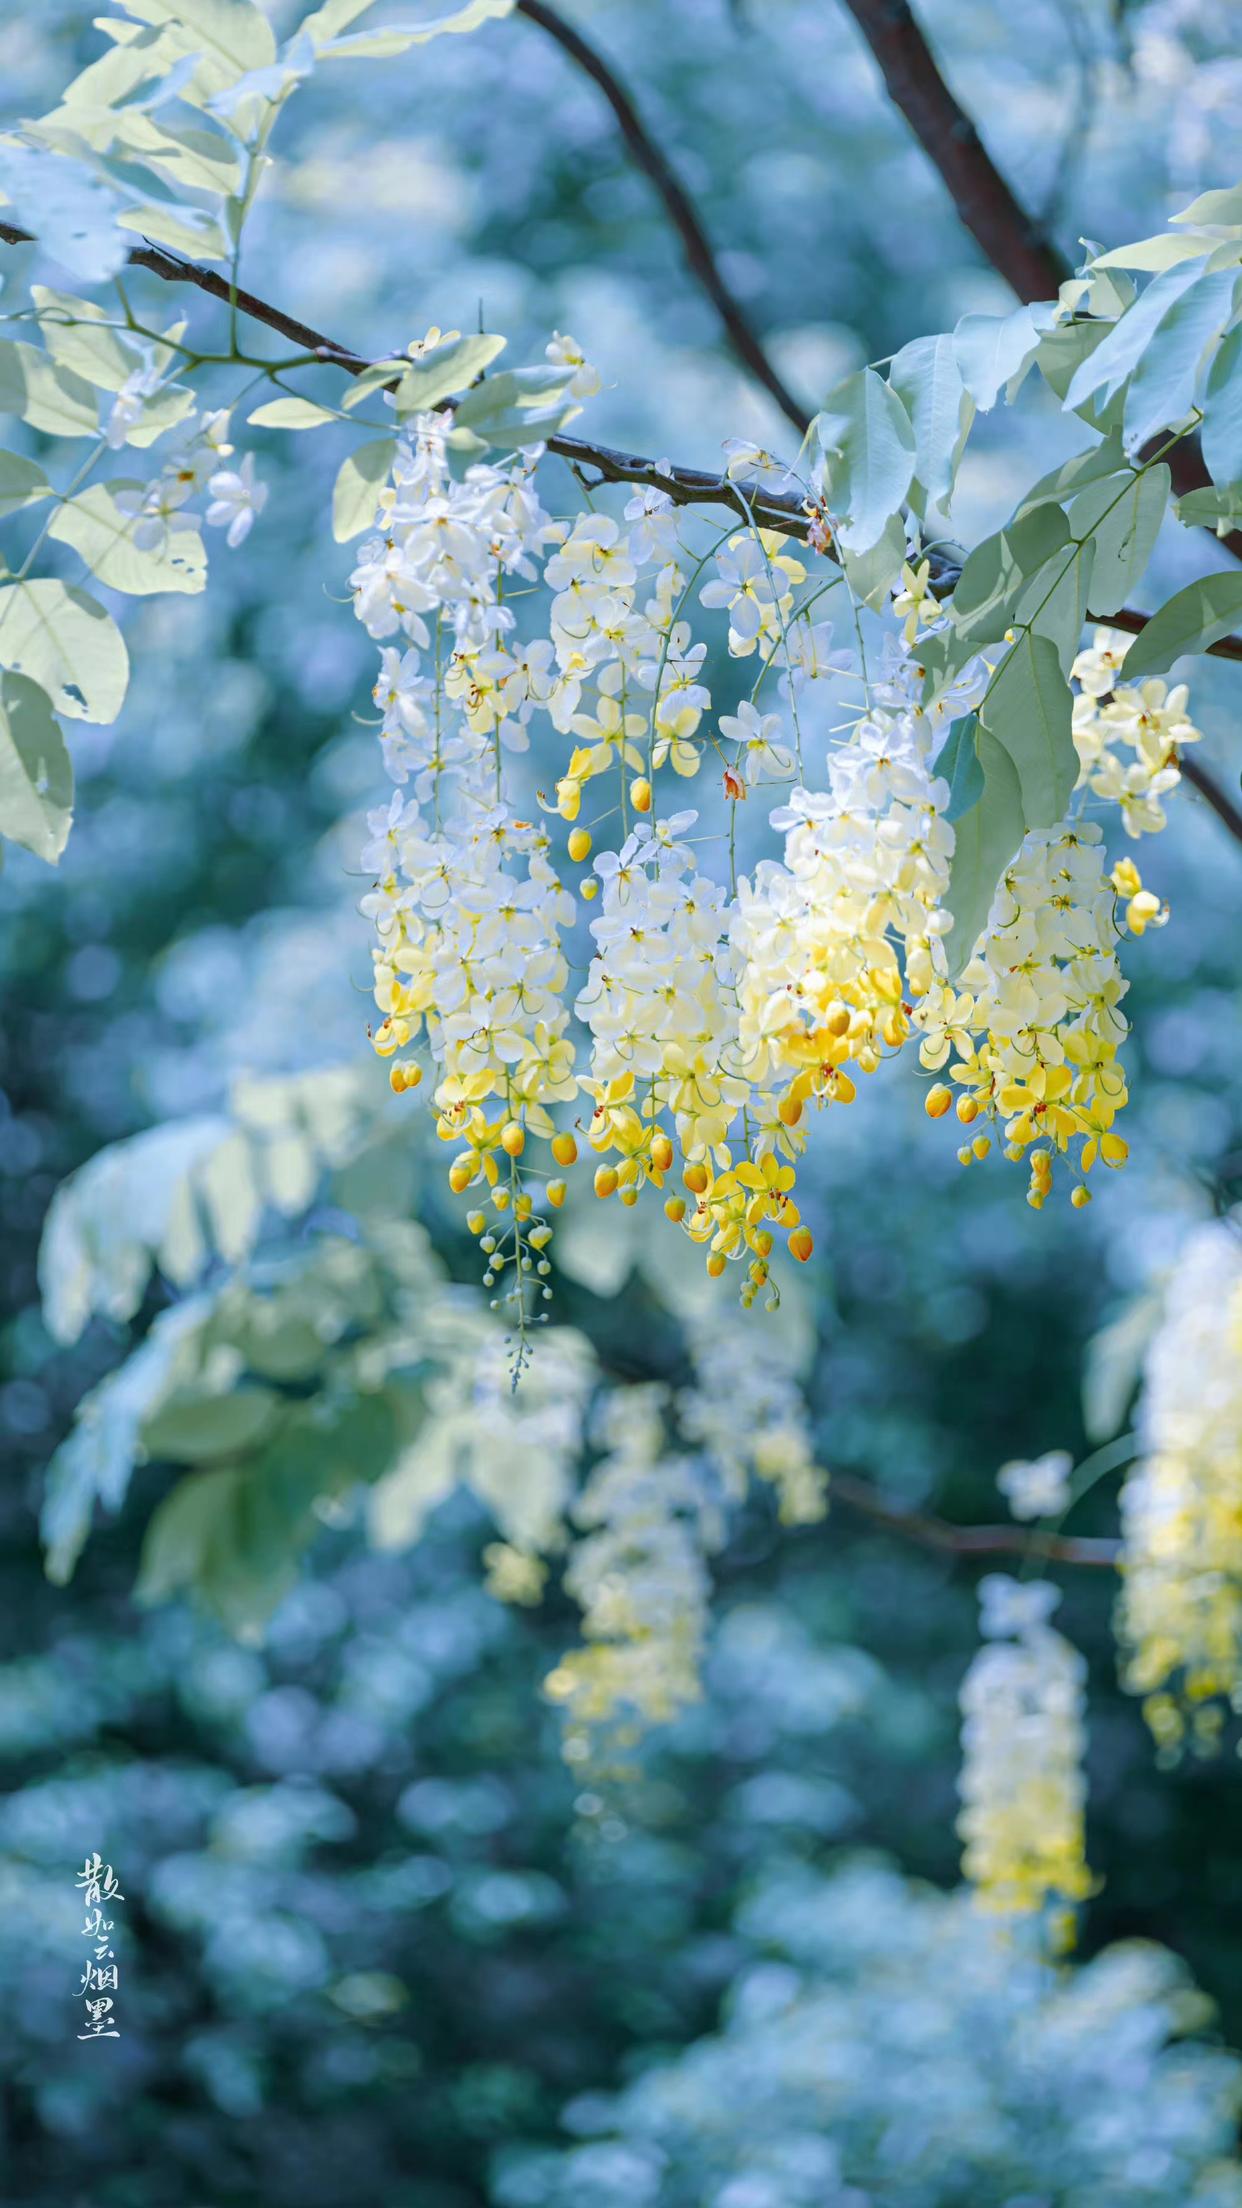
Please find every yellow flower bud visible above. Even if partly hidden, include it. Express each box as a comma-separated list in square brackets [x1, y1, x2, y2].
[683, 1161, 708, 1194]
[788, 1226, 814, 1264]
[465, 1210, 487, 1236]
[501, 1120, 525, 1158]
[594, 1164, 619, 1198]
[448, 1162, 473, 1194]
[547, 1178, 568, 1208]
[582, 880, 599, 901]
[925, 1084, 953, 1120]
[971, 1135, 992, 1161]
[650, 1130, 674, 1172]
[528, 1224, 553, 1250]
[514, 1192, 533, 1221]
[567, 827, 592, 862]
[778, 1096, 803, 1128]
[825, 1004, 852, 1039]
[706, 1251, 727, 1278]
[492, 1186, 511, 1211]
[1071, 1184, 1092, 1209]
[631, 776, 653, 814]
[955, 1094, 979, 1125]
[551, 1131, 578, 1168]
[664, 1195, 686, 1223]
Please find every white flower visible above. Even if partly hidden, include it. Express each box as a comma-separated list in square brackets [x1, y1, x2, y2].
[546, 330, 601, 399]
[103, 365, 164, 449]
[997, 1449, 1074, 1521]
[977, 1574, 1061, 1640]
[718, 700, 795, 785]
[722, 437, 796, 491]
[205, 452, 268, 548]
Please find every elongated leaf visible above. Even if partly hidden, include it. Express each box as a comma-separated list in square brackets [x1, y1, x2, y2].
[839, 511, 906, 609]
[815, 368, 915, 554]
[1118, 571, 1242, 681]
[888, 333, 971, 510]
[1120, 267, 1239, 455]
[0, 580, 128, 723]
[0, 452, 52, 520]
[49, 484, 206, 596]
[247, 395, 338, 429]
[32, 284, 137, 392]
[953, 301, 1056, 412]
[116, 203, 230, 262]
[979, 630, 1075, 828]
[117, 0, 277, 74]
[1063, 257, 1209, 414]
[0, 672, 72, 863]
[1202, 325, 1242, 489]
[1070, 465, 1168, 616]
[1173, 185, 1242, 229]
[452, 363, 575, 425]
[0, 339, 99, 437]
[950, 501, 1069, 649]
[1176, 484, 1242, 531]
[320, 0, 515, 57]
[142, 1384, 283, 1464]
[942, 728, 1025, 978]
[332, 436, 395, 541]
[0, 145, 126, 282]
[1020, 537, 1095, 674]
[1093, 230, 1224, 273]
[392, 332, 505, 413]
[934, 711, 984, 821]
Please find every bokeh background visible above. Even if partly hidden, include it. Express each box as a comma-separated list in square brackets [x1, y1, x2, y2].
[3, 1, 1242, 2202]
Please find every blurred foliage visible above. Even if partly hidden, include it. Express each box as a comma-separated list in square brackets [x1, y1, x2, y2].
[3, 0, 1242, 2201]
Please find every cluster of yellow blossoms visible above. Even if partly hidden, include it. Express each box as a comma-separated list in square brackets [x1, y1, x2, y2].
[1118, 1220, 1242, 1757]
[351, 351, 1201, 1320]
[958, 1577, 1094, 1944]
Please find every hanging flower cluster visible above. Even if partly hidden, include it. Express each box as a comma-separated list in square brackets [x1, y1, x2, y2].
[351, 348, 1200, 1331]
[542, 1386, 715, 1772]
[958, 1577, 1094, 1942]
[1117, 1220, 1242, 1757]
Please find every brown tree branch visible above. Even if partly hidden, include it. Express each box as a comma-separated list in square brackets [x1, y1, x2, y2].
[837, 0, 1242, 566]
[829, 1470, 1121, 1569]
[512, 0, 811, 436]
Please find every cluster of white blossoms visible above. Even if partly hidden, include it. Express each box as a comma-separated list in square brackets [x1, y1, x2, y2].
[543, 1386, 715, 1771]
[1117, 1219, 1242, 1757]
[113, 405, 268, 553]
[1072, 628, 1204, 843]
[678, 1317, 827, 1526]
[958, 1577, 1093, 1940]
[351, 344, 1204, 1329]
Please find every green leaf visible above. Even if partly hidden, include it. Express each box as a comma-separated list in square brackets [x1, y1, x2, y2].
[1120, 267, 1239, 456]
[394, 332, 506, 413]
[1063, 257, 1210, 415]
[48, 484, 207, 596]
[1070, 465, 1168, 616]
[839, 511, 906, 609]
[247, 396, 339, 429]
[814, 368, 915, 554]
[118, 0, 277, 75]
[1173, 184, 1242, 229]
[1176, 484, 1242, 531]
[1083, 1292, 1161, 1444]
[106, 108, 242, 196]
[979, 630, 1075, 828]
[332, 436, 395, 542]
[31, 285, 137, 392]
[1117, 571, 1242, 681]
[942, 728, 1025, 979]
[317, 0, 515, 57]
[0, 452, 52, 520]
[950, 501, 1070, 649]
[142, 1384, 283, 1464]
[0, 580, 128, 723]
[1020, 537, 1096, 674]
[953, 302, 1056, 411]
[116, 203, 230, 262]
[933, 712, 984, 821]
[1201, 325, 1242, 490]
[0, 339, 99, 437]
[452, 363, 575, 426]
[0, 145, 126, 283]
[887, 333, 972, 510]
[0, 672, 72, 863]
[1093, 230, 1225, 273]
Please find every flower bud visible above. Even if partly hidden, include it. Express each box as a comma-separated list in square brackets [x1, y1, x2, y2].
[631, 776, 653, 814]
[664, 1195, 686, 1224]
[567, 827, 592, 862]
[547, 1178, 568, 1208]
[788, 1226, 814, 1263]
[924, 1084, 953, 1120]
[551, 1131, 578, 1167]
[594, 1163, 619, 1198]
[683, 1161, 708, 1194]
[501, 1120, 525, 1158]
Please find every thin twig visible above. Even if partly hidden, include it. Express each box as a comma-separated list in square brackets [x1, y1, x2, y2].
[512, 0, 810, 435]
[829, 1470, 1122, 1569]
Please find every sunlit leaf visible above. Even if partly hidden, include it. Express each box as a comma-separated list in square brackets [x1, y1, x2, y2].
[1118, 571, 1242, 681]
[332, 436, 395, 541]
[0, 672, 73, 864]
[0, 580, 129, 724]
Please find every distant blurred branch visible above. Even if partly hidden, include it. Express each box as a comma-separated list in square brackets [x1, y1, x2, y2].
[830, 1471, 1122, 1569]
[837, 0, 1242, 569]
[512, 0, 811, 434]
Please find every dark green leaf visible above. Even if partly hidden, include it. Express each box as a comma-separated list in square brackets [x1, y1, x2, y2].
[1119, 571, 1242, 680]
